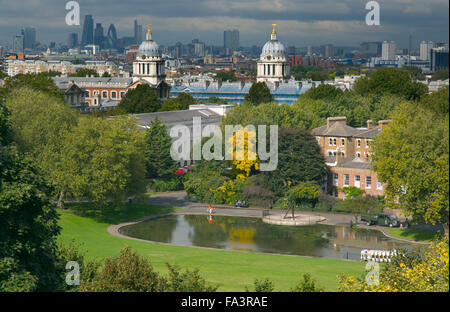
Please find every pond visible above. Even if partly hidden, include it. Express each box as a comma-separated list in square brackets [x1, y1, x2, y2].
[118, 214, 414, 261]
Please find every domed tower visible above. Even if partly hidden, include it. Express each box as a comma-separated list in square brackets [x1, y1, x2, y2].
[132, 24, 166, 86]
[257, 24, 290, 83]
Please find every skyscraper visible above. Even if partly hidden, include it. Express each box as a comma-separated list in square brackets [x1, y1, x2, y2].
[81, 15, 94, 46]
[23, 27, 36, 50]
[420, 41, 435, 61]
[134, 20, 143, 45]
[68, 33, 78, 48]
[13, 35, 24, 54]
[381, 40, 396, 60]
[224, 30, 239, 55]
[106, 24, 118, 49]
[94, 23, 104, 48]
[325, 44, 334, 58]
[360, 42, 381, 57]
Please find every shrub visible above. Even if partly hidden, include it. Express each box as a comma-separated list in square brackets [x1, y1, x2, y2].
[333, 195, 383, 214]
[149, 176, 184, 192]
[245, 278, 275, 292]
[290, 273, 325, 292]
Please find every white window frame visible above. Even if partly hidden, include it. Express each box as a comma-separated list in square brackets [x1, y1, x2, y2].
[333, 173, 338, 186]
[357, 139, 361, 148]
[354, 175, 361, 188]
[366, 176, 372, 189]
[356, 152, 361, 158]
[377, 181, 383, 190]
[344, 174, 349, 187]
[341, 138, 345, 146]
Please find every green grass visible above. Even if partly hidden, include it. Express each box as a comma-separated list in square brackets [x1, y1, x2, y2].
[58, 203, 365, 291]
[386, 228, 441, 242]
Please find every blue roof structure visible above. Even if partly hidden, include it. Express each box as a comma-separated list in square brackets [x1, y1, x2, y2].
[170, 80, 311, 105]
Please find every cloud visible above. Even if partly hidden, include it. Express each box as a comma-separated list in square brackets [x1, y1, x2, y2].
[0, 0, 447, 48]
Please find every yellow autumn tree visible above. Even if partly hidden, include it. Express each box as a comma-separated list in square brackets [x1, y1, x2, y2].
[227, 127, 259, 178]
[338, 234, 449, 292]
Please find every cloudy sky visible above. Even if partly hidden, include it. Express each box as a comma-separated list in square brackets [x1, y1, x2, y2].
[0, 0, 448, 48]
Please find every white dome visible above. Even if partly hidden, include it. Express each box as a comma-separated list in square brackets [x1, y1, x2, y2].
[138, 39, 161, 58]
[261, 39, 286, 59]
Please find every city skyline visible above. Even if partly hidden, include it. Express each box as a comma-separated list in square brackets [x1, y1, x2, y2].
[0, 0, 448, 49]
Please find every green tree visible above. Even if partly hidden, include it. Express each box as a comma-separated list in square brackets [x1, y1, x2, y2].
[118, 84, 161, 114]
[261, 128, 328, 196]
[244, 82, 274, 106]
[62, 116, 147, 206]
[354, 68, 427, 101]
[431, 69, 449, 81]
[71, 68, 99, 77]
[144, 117, 178, 179]
[290, 273, 325, 292]
[403, 66, 426, 81]
[0, 73, 64, 101]
[288, 181, 322, 209]
[102, 71, 112, 77]
[0, 104, 62, 291]
[302, 84, 344, 100]
[371, 98, 449, 226]
[5, 88, 79, 208]
[216, 70, 236, 81]
[0, 70, 7, 79]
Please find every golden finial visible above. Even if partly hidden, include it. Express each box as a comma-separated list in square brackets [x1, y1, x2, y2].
[147, 24, 152, 35]
[272, 24, 277, 34]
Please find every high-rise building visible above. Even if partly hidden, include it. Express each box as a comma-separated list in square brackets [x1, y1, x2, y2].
[0, 45, 3, 57]
[13, 35, 24, 54]
[306, 45, 314, 56]
[106, 24, 118, 49]
[94, 23, 104, 48]
[360, 42, 381, 57]
[81, 15, 94, 46]
[68, 33, 78, 48]
[224, 30, 239, 55]
[22, 27, 36, 50]
[134, 20, 143, 45]
[325, 44, 334, 58]
[381, 40, 396, 60]
[420, 41, 435, 61]
[430, 47, 449, 72]
[194, 42, 206, 57]
[287, 46, 296, 56]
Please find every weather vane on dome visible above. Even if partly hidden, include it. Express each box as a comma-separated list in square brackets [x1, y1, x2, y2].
[272, 24, 277, 34]
[147, 24, 152, 35]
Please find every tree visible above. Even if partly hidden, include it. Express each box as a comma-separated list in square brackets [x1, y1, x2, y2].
[144, 117, 178, 179]
[302, 84, 344, 100]
[5, 88, 79, 208]
[0, 104, 62, 292]
[287, 182, 322, 209]
[0, 70, 9, 79]
[290, 273, 325, 292]
[216, 70, 236, 82]
[244, 82, 274, 106]
[71, 68, 99, 77]
[261, 128, 328, 196]
[159, 93, 195, 111]
[354, 68, 427, 101]
[118, 84, 161, 114]
[62, 116, 147, 206]
[403, 66, 426, 81]
[431, 69, 449, 81]
[371, 99, 449, 226]
[102, 71, 112, 77]
[338, 235, 448, 292]
[0, 73, 64, 101]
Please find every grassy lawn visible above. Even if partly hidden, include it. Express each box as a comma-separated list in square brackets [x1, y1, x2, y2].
[386, 228, 441, 242]
[58, 203, 365, 291]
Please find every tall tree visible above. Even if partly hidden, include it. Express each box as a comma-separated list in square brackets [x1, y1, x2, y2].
[5, 88, 78, 208]
[71, 68, 99, 77]
[244, 82, 274, 106]
[0, 104, 62, 291]
[62, 116, 147, 206]
[118, 84, 161, 114]
[0, 73, 64, 101]
[144, 117, 178, 179]
[371, 97, 449, 226]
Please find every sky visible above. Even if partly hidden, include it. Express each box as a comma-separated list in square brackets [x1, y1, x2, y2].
[0, 0, 448, 49]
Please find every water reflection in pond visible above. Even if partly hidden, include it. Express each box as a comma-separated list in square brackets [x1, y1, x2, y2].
[119, 214, 413, 260]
